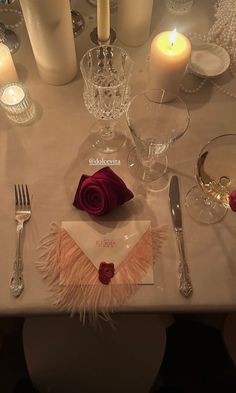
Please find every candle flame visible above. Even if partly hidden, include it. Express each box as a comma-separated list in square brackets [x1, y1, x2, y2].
[170, 29, 177, 46]
[8, 88, 15, 96]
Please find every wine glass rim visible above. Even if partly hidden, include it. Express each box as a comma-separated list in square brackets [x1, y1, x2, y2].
[80, 45, 134, 89]
[195, 132, 236, 186]
[198, 132, 236, 152]
[197, 132, 236, 162]
[126, 88, 190, 142]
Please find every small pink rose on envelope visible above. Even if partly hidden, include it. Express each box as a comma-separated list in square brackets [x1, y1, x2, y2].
[73, 167, 134, 216]
[229, 190, 236, 212]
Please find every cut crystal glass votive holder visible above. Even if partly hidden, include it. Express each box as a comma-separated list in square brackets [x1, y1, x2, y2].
[0, 82, 36, 125]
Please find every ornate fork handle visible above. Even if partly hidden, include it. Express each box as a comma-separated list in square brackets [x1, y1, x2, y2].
[10, 222, 24, 297]
[175, 230, 193, 298]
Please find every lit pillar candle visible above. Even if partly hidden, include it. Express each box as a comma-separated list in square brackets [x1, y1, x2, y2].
[0, 43, 18, 85]
[149, 30, 191, 96]
[97, 0, 110, 42]
[117, 0, 153, 47]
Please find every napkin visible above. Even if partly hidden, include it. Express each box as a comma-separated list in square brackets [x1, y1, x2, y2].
[37, 221, 166, 321]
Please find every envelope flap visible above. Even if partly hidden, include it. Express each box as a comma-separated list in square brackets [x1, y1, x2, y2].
[62, 220, 153, 284]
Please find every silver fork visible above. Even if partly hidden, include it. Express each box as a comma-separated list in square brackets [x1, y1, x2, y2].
[10, 184, 31, 297]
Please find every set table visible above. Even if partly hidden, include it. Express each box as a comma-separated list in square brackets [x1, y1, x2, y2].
[0, 0, 236, 316]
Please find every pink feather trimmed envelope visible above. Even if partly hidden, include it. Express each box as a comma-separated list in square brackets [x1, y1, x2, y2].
[37, 221, 166, 322]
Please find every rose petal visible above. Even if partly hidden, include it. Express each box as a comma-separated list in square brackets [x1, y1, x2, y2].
[73, 175, 89, 209]
[229, 190, 236, 212]
[80, 185, 107, 215]
[93, 167, 134, 205]
[98, 274, 110, 285]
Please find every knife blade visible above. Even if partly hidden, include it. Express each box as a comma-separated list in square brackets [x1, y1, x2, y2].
[169, 175, 193, 297]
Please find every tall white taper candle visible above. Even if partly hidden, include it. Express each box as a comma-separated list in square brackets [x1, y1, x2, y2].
[97, 0, 110, 42]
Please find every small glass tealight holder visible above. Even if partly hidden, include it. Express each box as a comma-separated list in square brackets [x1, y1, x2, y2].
[0, 82, 36, 125]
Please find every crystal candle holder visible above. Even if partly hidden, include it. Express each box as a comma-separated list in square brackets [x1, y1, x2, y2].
[166, 0, 194, 15]
[0, 82, 36, 124]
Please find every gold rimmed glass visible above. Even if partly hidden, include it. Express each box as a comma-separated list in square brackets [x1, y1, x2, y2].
[185, 133, 236, 224]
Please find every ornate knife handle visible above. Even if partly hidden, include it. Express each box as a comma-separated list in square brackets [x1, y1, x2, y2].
[175, 230, 193, 298]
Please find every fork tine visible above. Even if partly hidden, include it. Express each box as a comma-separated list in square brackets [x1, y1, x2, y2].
[21, 184, 26, 205]
[18, 184, 22, 206]
[14, 185, 19, 205]
[25, 184, 30, 206]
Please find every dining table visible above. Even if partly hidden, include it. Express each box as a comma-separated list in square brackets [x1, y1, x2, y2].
[0, 0, 236, 318]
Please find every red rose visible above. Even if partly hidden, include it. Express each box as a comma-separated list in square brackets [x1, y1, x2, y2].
[229, 190, 236, 212]
[73, 167, 134, 216]
[98, 262, 115, 285]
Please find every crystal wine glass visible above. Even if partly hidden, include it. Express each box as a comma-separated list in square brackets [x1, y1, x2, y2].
[80, 45, 133, 154]
[185, 134, 236, 224]
[126, 89, 190, 182]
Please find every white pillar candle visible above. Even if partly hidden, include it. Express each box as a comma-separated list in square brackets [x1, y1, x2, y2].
[117, 0, 153, 47]
[149, 30, 191, 96]
[20, 0, 77, 85]
[97, 0, 110, 42]
[0, 43, 18, 85]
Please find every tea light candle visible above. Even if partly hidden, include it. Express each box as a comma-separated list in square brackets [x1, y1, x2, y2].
[0, 43, 18, 85]
[97, 0, 110, 42]
[149, 30, 191, 96]
[0, 82, 36, 124]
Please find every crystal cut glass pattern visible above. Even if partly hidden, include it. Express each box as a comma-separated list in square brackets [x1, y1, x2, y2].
[80, 46, 133, 153]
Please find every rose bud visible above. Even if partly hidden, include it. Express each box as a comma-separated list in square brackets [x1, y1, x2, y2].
[98, 262, 115, 285]
[73, 167, 134, 216]
[229, 190, 236, 212]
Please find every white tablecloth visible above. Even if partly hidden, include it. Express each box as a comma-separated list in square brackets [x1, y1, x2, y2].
[0, 0, 236, 315]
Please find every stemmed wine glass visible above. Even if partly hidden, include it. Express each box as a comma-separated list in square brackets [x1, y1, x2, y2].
[185, 134, 236, 224]
[126, 89, 190, 182]
[80, 45, 133, 154]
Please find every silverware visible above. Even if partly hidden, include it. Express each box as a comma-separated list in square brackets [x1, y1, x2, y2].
[169, 175, 193, 298]
[10, 184, 31, 297]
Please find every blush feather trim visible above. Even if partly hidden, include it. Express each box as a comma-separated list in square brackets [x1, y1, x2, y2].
[36, 222, 167, 323]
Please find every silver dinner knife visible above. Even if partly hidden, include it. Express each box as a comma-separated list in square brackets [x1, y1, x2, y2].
[169, 175, 193, 298]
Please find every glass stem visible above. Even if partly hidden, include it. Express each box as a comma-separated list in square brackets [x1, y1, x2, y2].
[203, 195, 215, 207]
[100, 120, 115, 140]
